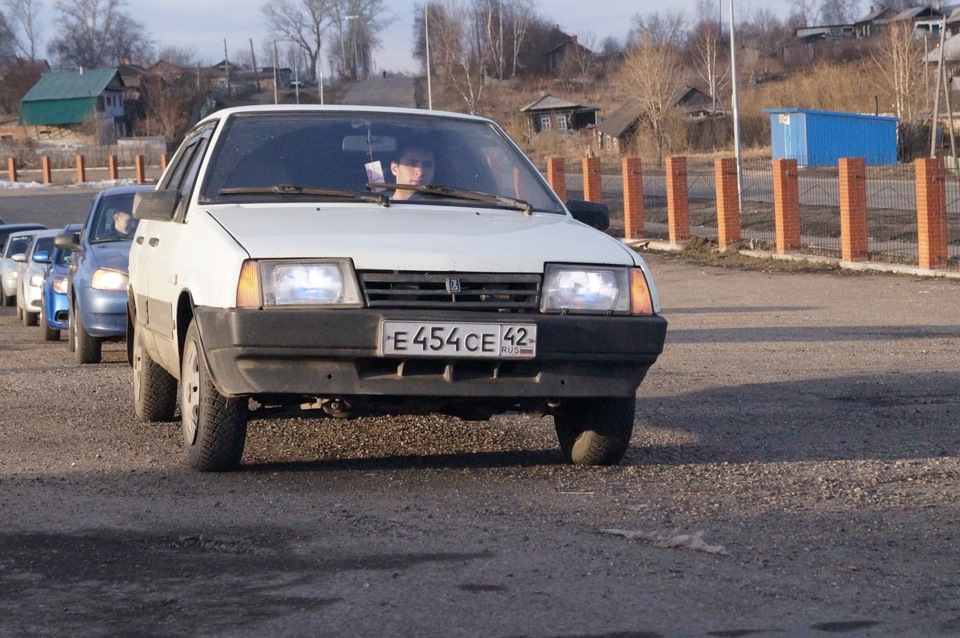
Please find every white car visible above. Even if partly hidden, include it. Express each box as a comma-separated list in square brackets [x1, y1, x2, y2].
[15, 229, 61, 327]
[129, 105, 668, 472]
[1, 226, 44, 307]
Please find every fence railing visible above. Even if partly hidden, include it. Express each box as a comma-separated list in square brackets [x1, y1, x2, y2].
[545, 155, 959, 273]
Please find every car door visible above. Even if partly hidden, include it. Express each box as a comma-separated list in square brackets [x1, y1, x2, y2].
[135, 123, 216, 373]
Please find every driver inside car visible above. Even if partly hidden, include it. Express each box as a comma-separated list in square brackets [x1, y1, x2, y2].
[389, 141, 435, 200]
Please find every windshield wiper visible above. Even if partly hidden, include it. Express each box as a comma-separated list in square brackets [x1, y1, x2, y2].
[370, 183, 533, 214]
[219, 184, 389, 206]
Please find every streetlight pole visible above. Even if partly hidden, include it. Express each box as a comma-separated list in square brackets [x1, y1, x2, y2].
[345, 15, 359, 81]
[425, 0, 433, 109]
[728, 0, 744, 211]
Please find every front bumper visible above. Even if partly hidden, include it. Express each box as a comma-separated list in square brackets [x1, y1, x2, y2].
[43, 288, 69, 330]
[77, 288, 128, 337]
[195, 306, 668, 399]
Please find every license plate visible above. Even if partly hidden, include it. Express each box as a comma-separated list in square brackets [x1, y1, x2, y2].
[379, 321, 537, 358]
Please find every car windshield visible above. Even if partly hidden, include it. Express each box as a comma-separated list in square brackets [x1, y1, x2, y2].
[90, 192, 139, 243]
[199, 111, 565, 214]
[5, 235, 32, 257]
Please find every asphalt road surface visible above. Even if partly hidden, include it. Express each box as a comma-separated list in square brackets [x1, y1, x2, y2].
[1, 188, 959, 637]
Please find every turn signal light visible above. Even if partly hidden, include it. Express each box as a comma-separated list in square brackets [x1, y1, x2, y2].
[630, 269, 654, 316]
[236, 260, 261, 308]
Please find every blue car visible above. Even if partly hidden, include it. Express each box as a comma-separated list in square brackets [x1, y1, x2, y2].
[59, 185, 153, 363]
[40, 223, 82, 342]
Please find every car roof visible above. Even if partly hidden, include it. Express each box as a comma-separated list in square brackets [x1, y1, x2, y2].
[196, 104, 492, 128]
[0, 223, 46, 232]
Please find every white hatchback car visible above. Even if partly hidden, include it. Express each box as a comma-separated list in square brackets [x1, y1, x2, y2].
[15, 229, 61, 327]
[1, 227, 44, 307]
[129, 105, 668, 471]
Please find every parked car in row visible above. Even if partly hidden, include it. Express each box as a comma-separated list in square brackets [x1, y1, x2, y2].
[1, 225, 45, 306]
[40, 223, 83, 342]
[15, 229, 60, 327]
[57, 185, 150, 363]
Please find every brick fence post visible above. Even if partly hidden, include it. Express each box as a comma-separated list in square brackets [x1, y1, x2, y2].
[839, 157, 868, 262]
[772, 158, 801, 254]
[622, 157, 644, 239]
[714, 157, 741, 249]
[547, 156, 566, 202]
[915, 157, 949, 270]
[7, 157, 16, 182]
[76, 154, 86, 184]
[666, 156, 690, 244]
[160, 153, 169, 172]
[41, 156, 52, 185]
[108, 155, 119, 180]
[135, 154, 146, 184]
[582, 156, 602, 202]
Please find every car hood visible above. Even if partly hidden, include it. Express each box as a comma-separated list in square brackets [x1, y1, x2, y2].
[87, 241, 133, 274]
[205, 204, 636, 272]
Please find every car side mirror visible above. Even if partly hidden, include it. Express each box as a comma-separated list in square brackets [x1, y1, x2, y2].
[566, 199, 610, 231]
[134, 190, 181, 222]
[33, 250, 51, 263]
[55, 233, 81, 252]
[11, 253, 26, 263]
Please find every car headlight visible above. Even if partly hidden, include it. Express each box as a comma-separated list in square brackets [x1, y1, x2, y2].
[236, 259, 361, 308]
[91, 268, 128, 291]
[541, 264, 654, 315]
[30, 273, 44, 288]
[52, 275, 69, 295]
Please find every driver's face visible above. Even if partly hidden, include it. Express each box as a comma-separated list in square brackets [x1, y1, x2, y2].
[391, 148, 435, 188]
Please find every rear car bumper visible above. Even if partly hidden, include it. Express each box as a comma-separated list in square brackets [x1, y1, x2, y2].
[194, 306, 668, 398]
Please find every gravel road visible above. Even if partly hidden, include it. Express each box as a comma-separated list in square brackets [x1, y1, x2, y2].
[1, 189, 959, 637]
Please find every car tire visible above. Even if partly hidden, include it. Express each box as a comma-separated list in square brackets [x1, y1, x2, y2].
[23, 308, 38, 327]
[73, 300, 102, 364]
[553, 396, 636, 466]
[40, 300, 59, 341]
[1, 288, 12, 307]
[133, 321, 178, 422]
[67, 300, 76, 352]
[16, 300, 22, 320]
[181, 318, 248, 471]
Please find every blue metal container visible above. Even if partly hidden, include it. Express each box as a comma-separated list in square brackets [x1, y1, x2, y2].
[764, 108, 899, 166]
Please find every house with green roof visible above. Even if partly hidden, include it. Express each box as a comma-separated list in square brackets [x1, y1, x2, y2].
[17, 67, 128, 144]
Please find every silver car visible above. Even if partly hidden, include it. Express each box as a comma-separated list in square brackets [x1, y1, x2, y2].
[15, 229, 60, 327]
[1, 229, 42, 307]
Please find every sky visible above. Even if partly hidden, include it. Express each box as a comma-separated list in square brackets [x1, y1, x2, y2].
[37, 0, 802, 71]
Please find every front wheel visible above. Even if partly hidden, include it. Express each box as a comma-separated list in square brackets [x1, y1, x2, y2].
[23, 307, 37, 327]
[40, 300, 60, 341]
[554, 397, 636, 466]
[73, 300, 102, 364]
[181, 319, 248, 471]
[1, 288, 12, 307]
[133, 321, 178, 422]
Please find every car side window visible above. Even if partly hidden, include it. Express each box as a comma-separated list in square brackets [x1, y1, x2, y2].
[161, 123, 216, 193]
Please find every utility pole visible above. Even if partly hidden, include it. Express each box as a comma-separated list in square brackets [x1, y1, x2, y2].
[425, 1, 433, 109]
[727, 0, 743, 210]
[223, 39, 231, 98]
[249, 38, 258, 94]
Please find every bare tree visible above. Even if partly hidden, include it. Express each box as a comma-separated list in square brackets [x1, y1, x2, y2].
[326, 0, 388, 81]
[2, 0, 41, 60]
[421, 0, 487, 114]
[787, 0, 819, 27]
[872, 20, 924, 122]
[628, 10, 688, 49]
[261, 0, 334, 88]
[138, 68, 204, 144]
[689, 1, 726, 114]
[617, 37, 688, 163]
[820, 0, 861, 24]
[0, 11, 16, 62]
[48, 0, 152, 69]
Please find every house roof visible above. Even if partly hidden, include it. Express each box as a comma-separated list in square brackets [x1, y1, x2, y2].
[18, 68, 122, 126]
[520, 93, 597, 113]
[596, 99, 642, 138]
[926, 31, 960, 61]
[890, 7, 942, 22]
[856, 6, 894, 24]
[20, 68, 120, 102]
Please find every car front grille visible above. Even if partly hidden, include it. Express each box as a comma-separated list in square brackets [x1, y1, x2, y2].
[359, 272, 541, 311]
